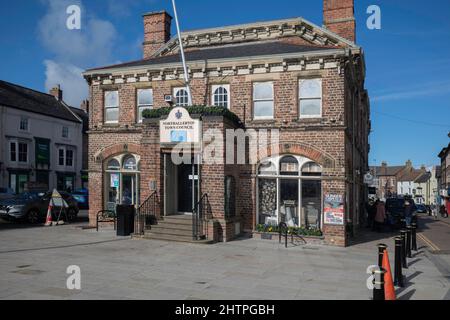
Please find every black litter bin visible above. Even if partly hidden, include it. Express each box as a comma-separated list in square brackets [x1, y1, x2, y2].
[116, 205, 135, 236]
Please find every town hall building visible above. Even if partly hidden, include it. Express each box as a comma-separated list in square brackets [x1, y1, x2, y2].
[83, 0, 370, 246]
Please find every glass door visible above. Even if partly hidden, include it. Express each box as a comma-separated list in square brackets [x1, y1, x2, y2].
[122, 174, 137, 205]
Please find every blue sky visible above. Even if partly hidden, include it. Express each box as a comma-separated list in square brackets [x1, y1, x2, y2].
[0, 0, 449, 167]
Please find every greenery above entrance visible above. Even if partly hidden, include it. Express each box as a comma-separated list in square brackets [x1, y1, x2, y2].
[142, 106, 242, 125]
[255, 223, 323, 237]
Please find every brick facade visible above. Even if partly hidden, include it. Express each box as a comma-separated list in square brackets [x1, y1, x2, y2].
[84, 0, 369, 247]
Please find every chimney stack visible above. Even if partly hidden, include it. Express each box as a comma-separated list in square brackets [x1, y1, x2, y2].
[142, 11, 172, 59]
[80, 99, 89, 114]
[323, 0, 356, 42]
[49, 84, 63, 101]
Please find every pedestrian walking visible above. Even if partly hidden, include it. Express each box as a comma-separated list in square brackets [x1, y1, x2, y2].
[432, 205, 438, 220]
[374, 200, 386, 232]
[366, 198, 377, 229]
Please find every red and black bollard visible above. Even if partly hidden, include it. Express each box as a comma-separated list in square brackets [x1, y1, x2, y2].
[377, 243, 388, 268]
[394, 236, 404, 287]
[411, 222, 417, 251]
[400, 229, 408, 268]
[406, 226, 412, 258]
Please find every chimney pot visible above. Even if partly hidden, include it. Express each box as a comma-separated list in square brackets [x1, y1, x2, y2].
[49, 84, 63, 101]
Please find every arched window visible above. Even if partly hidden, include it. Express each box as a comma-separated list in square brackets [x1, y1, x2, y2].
[175, 88, 189, 106]
[107, 159, 120, 170]
[123, 155, 137, 171]
[212, 85, 229, 108]
[279, 156, 299, 176]
[301, 162, 322, 176]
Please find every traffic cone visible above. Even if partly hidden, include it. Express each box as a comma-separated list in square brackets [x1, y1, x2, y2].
[382, 249, 396, 300]
[44, 203, 53, 226]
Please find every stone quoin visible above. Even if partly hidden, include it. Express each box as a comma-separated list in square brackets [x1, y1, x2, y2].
[83, 0, 370, 247]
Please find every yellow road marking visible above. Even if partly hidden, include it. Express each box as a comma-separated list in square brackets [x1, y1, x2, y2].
[417, 233, 440, 251]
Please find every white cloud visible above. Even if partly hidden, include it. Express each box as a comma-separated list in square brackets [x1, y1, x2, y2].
[38, 0, 118, 107]
[372, 80, 450, 102]
[44, 60, 87, 108]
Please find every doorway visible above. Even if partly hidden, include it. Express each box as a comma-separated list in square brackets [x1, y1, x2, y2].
[164, 154, 200, 216]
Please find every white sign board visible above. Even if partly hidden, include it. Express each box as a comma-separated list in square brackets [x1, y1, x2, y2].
[160, 107, 201, 144]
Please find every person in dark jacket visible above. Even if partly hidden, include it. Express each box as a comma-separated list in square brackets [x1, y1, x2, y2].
[404, 198, 415, 226]
[366, 199, 377, 230]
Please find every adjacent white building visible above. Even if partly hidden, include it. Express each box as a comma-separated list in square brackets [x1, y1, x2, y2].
[0, 80, 86, 194]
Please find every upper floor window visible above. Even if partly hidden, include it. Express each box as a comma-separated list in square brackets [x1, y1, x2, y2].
[137, 88, 153, 123]
[174, 87, 189, 107]
[212, 84, 230, 109]
[19, 117, 29, 131]
[104, 90, 119, 123]
[253, 82, 274, 120]
[62, 126, 69, 138]
[299, 79, 322, 118]
[10, 141, 28, 163]
[58, 146, 74, 167]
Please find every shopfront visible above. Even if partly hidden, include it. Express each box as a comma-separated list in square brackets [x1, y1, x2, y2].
[257, 155, 322, 229]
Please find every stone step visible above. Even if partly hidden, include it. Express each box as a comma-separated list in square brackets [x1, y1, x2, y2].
[143, 232, 213, 244]
[160, 215, 193, 226]
[148, 226, 193, 237]
[149, 223, 193, 231]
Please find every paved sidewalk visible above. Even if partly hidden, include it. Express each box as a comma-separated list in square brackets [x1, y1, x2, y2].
[0, 221, 449, 300]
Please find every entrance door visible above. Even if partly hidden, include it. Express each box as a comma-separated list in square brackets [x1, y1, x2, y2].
[177, 162, 199, 214]
[122, 174, 137, 205]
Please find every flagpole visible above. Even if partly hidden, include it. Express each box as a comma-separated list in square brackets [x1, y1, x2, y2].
[172, 0, 193, 106]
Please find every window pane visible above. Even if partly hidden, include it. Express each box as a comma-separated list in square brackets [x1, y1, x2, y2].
[301, 180, 321, 229]
[254, 82, 273, 100]
[138, 89, 153, 106]
[280, 156, 299, 175]
[123, 156, 137, 170]
[59, 149, 65, 166]
[18, 143, 27, 162]
[66, 150, 73, 166]
[300, 79, 321, 98]
[258, 161, 276, 175]
[10, 142, 16, 162]
[176, 89, 189, 106]
[254, 101, 274, 118]
[213, 86, 228, 108]
[258, 179, 277, 224]
[105, 108, 119, 122]
[300, 99, 321, 116]
[138, 106, 152, 122]
[107, 159, 120, 170]
[280, 179, 299, 227]
[105, 91, 118, 107]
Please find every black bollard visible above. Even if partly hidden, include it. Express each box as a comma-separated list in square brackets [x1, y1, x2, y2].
[406, 226, 412, 258]
[377, 243, 388, 268]
[373, 267, 386, 301]
[400, 229, 408, 269]
[400, 218, 406, 229]
[394, 237, 404, 287]
[411, 223, 417, 251]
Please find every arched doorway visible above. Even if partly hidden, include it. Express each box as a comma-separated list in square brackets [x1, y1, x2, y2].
[257, 154, 322, 229]
[104, 154, 140, 211]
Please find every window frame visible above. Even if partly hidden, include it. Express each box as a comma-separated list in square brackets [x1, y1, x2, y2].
[9, 140, 28, 164]
[57, 146, 74, 168]
[211, 84, 230, 109]
[62, 126, 69, 138]
[137, 88, 154, 123]
[173, 87, 189, 107]
[253, 81, 274, 120]
[299, 78, 323, 119]
[104, 90, 119, 124]
[19, 117, 29, 132]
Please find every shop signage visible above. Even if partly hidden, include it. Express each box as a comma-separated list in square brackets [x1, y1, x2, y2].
[160, 107, 201, 144]
[34, 137, 50, 166]
[363, 172, 374, 184]
[323, 193, 344, 225]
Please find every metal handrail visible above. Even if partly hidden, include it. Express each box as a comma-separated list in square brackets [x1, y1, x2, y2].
[192, 193, 210, 241]
[134, 191, 158, 236]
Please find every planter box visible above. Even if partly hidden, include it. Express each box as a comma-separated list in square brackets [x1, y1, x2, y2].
[252, 231, 325, 245]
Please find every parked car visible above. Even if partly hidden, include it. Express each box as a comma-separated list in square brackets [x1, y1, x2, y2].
[71, 188, 89, 209]
[0, 191, 79, 224]
[0, 187, 15, 200]
[385, 197, 417, 228]
[415, 204, 427, 214]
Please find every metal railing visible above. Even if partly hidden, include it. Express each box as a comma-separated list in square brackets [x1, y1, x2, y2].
[192, 193, 211, 241]
[134, 191, 158, 236]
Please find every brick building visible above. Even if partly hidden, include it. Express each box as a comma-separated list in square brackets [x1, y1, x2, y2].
[83, 0, 370, 246]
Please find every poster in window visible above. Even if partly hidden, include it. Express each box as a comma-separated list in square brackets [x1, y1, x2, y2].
[323, 193, 344, 225]
[110, 173, 119, 188]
